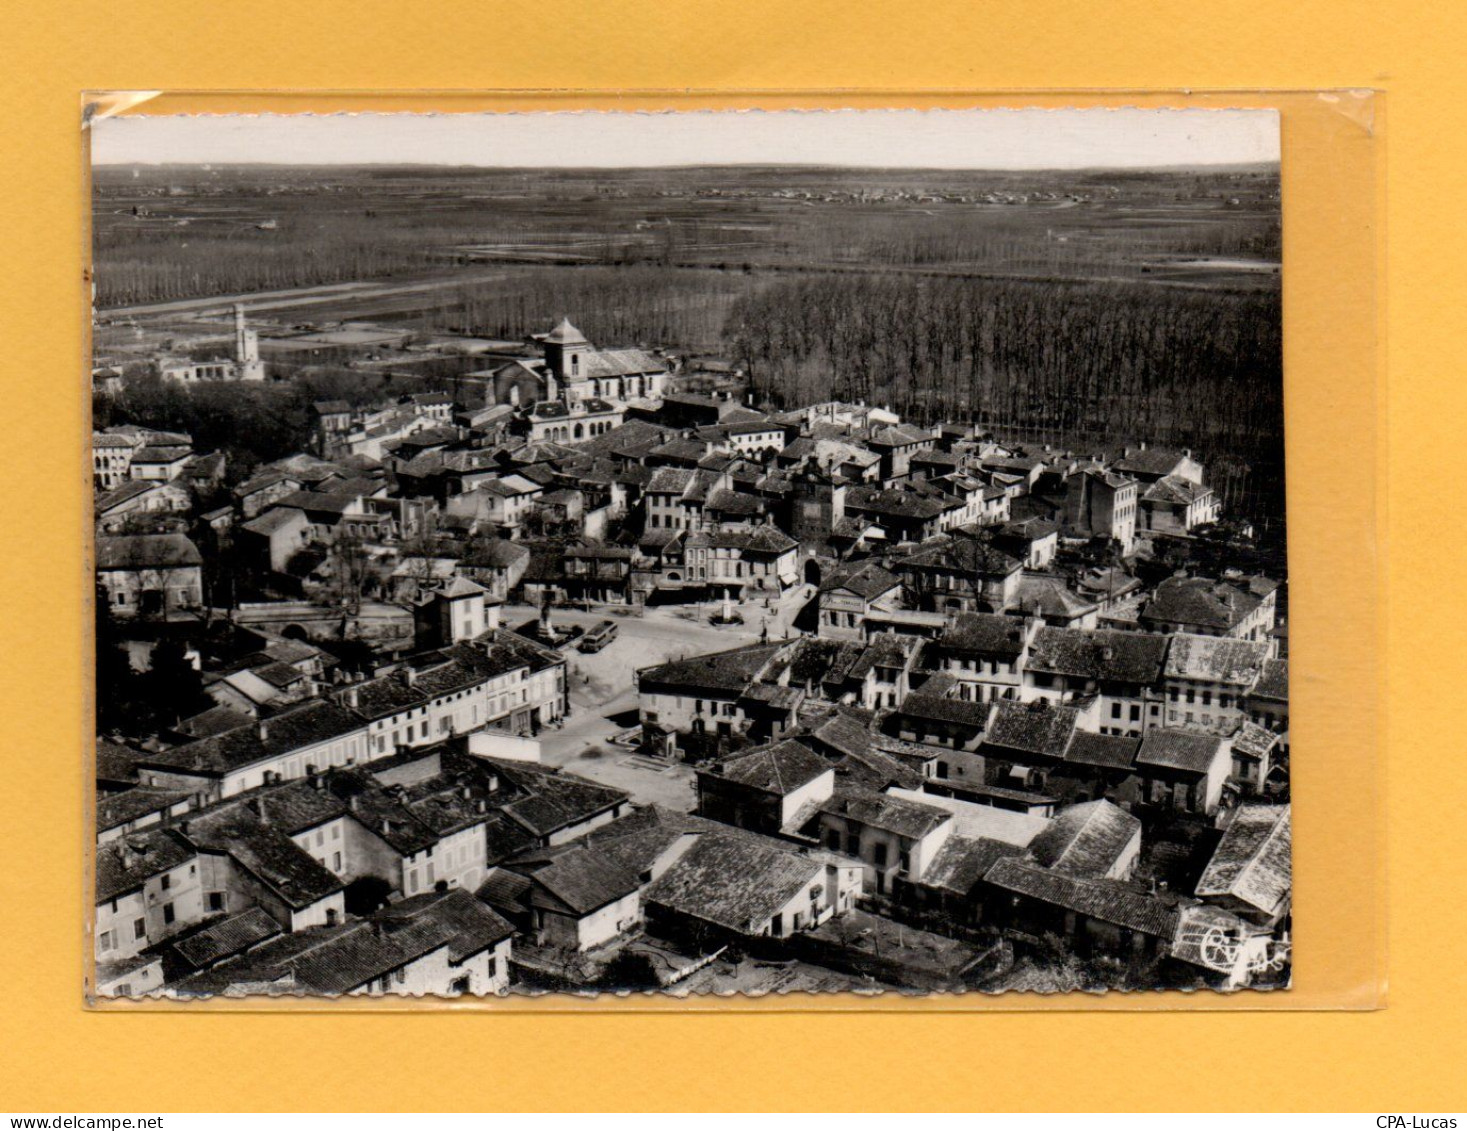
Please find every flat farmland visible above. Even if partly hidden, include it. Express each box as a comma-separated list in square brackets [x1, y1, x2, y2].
[92, 162, 1285, 519]
[93, 164, 1280, 311]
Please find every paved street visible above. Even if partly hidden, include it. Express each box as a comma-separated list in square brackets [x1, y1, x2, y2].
[503, 587, 818, 809]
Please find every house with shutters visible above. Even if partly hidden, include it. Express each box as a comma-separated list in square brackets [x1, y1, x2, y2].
[1160, 633, 1270, 735]
[817, 561, 903, 642]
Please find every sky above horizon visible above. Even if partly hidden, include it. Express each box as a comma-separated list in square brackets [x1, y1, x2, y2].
[91, 108, 1280, 170]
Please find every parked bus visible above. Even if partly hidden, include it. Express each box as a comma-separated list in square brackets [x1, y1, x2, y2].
[578, 619, 618, 653]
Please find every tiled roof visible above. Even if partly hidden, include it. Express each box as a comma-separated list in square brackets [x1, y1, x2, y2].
[1141, 576, 1266, 632]
[510, 847, 641, 915]
[896, 691, 990, 730]
[1136, 728, 1227, 775]
[1195, 804, 1292, 917]
[477, 867, 534, 915]
[95, 533, 202, 571]
[582, 347, 666, 379]
[866, 423, 932, 448]
[95, 828, 194, 903]
[1012, 575, 1097, 619]
[692, 526, 797, 554]
[819, 561, 901, 600]
[897, 536, 1021, 575]
[144, 700, 365, 778]
[96, 479, 159, 512]
[96, 786, 191, 833]
[638, 642, 782, 696]
[921, 833, 1026, 891]
[131, 444, 193, 464]
[646, 467, 697, 494]
[707, 740, 831, 796]
[1063, 731, 1140, 771]
[1026, 800, 1140, 879]
[481, 759, 628, 839]
[847, 486, 952, 522]
[705, 488, 765, 516]
[1143, 474, 1211, 505]
[818, 789, 951, 840]
[1230, 721, 1280, 759]
[185, 809, 346, 909]
[939, 612, 1029, 657]
[234, 470, 297, 498]
[985, 857, 1180, 938]
[919, 835, 1025, 897]
[1251, 658, 1289, 702]
[272, 490, 363, 518]
[1027, 627, 1169, 684]
[983, 701, 1080, 760]
[96, 739, 145, 785]
[1114, 446, 1194, 478]
[241, 508, 306, 536]
[1163, 633, 1269, 687]
[168, 907, 282, 970]
[382, 888, 516, 961]
[175, 889, 512, 996]
[644, 831, 822, 935]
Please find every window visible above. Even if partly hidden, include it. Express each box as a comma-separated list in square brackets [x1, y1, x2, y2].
[134, 917, 146, 939]
[332, 825, 340, 840]
[162, 903, 175, 925]
[899, 850, 910, 875]
[207, 893, 224, 913]
[99, 930, 114, 952]
[1185, 689, 1196, 704]
[873, 842, 888, 866]
[160, 873, 171, 891]
[1201, 691, 1212, 706]
[825, 829, 840, 850]
[333, 852, 342, 871]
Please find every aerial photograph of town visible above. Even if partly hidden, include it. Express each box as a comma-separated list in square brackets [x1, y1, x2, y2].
[88, 108, 1291, 999]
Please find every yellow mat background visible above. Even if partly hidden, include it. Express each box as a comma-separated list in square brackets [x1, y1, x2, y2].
[1, 0, 1442, 1112]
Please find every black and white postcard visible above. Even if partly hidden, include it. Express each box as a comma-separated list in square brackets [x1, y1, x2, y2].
[90, 107, 1290, 999]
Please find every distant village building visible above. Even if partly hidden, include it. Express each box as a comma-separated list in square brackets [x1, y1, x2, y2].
[158, 305, 267, 384]
[96, 533, 203, 617]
